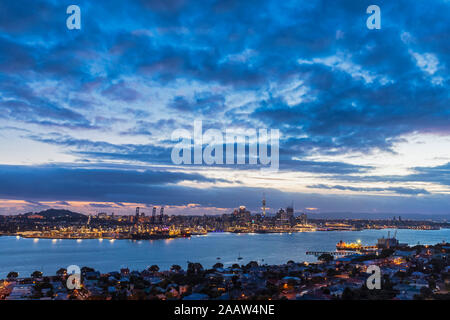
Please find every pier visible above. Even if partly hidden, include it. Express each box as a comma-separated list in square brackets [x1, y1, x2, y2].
[306, 251, 358, 257]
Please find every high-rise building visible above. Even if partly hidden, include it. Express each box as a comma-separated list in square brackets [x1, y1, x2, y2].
[276, 208, 285, 220]
[286, 206, 294, 220]
[151, 207, 157, 224]
[159, 207, 164, 224]
[276, 205, 294, 225]
[135, 207, 140, 218]
[262, 193, 266, 217]
[300, 213, 307, 225]
[231, 206, 251, 222]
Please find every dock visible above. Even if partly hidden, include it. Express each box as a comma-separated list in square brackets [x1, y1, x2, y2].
[306, 251, 359, 257]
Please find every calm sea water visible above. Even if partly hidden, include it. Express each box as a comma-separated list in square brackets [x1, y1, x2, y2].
[0, 228, 449, 278]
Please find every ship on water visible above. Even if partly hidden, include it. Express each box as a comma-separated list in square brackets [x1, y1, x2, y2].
[336, 230, 406, 251]
[336, 239, 377, 251]
[131, 230, 191, 240]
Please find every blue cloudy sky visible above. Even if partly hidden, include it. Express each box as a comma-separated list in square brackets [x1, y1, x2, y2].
[0, 0, 449, 216]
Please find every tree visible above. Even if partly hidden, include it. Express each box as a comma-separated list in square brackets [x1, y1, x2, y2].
[170, 265, 182, 272]
[187, 262, 203, 275]
[246, 261, 258, 269]
[56, 268, 67, 277]
[31, 270, 43, 278]
[81, 266, 95, 274]
[7, 271, 19, 279]
[318, 253, 334, 263]
[148, 265, 160, 273]
[213, 263, 224, 269]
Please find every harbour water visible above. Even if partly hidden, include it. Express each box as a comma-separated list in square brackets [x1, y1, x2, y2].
[0, 228, 449, 278]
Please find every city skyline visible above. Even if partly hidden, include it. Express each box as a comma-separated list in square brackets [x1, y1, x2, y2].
[1, 0, 450, 216]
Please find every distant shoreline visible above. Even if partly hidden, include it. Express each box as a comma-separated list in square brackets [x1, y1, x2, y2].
[3, 226, 448, 241]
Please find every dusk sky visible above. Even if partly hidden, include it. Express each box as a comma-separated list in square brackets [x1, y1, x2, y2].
[0, 0, 449, 216]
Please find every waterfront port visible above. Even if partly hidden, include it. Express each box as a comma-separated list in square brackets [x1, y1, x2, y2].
[336, 231, 408, 252]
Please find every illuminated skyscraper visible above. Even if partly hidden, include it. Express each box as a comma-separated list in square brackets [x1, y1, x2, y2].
[300, 213, 307, 225]
[286, 205, 294, 220]
[152, 207, 156, 224]
[262, 193, 266, 217]
[135, 207, 140, 218]
[159, 206, 164, 224]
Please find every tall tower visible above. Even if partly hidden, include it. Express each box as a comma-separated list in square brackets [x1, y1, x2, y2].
[151, 207, 156, 224]
[159, 206, 164, 224]
[262, 193, 266, 217]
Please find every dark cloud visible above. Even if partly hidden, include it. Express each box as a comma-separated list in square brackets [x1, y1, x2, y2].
[169, 93, 226, 115]
[0, 164, 227, 203]
[25, 200, 47, 206]
[102, 81, 141, 102]
[0, 164, 448, 214]
[27, 131, 373, 175]
[1, 1, 449, 148]
[89, 203, 115, 208]
[307, 184, 430, 195]
[327, 162, 450, 188]
[280, 160, 372, 174]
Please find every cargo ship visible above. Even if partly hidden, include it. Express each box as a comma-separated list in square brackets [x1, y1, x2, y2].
[130, 231, 191, 240]
[336, 240, 377, 251]
[336, 240, 363, 251]
[337, 230, 406, 251]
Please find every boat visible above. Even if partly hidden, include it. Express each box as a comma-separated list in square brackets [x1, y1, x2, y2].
[336, 240, 377, 251]
[130, 231, 189, 240]
[336, 240, 362, 251]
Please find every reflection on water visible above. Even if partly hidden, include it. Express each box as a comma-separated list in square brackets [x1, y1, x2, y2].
[0, 228, 448, 278]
